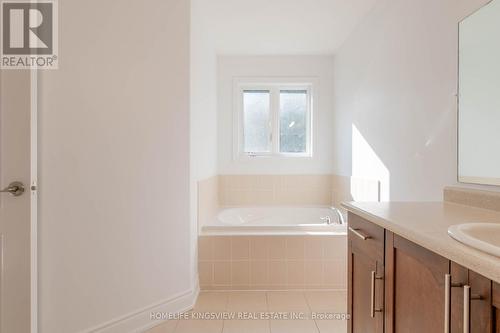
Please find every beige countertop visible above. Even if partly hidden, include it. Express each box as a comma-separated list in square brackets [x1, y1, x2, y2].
[341, 201, 500, 284]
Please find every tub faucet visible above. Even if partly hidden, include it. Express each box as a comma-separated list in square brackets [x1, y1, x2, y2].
[321, 216, 332, 224]
[322, 208, 345, 225]
[334, 208, 345, 225]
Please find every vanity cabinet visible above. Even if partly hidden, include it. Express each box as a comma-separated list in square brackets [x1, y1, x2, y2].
[348, 214, 385, 333]
[348, 212, 497, 333]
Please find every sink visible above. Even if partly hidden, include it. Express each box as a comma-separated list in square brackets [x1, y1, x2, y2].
[448, 223, 500, 258]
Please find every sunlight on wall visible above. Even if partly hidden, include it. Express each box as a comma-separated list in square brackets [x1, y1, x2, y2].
[352, 124, 390, 201]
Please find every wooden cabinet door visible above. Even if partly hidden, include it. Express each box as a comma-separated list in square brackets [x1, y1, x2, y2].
[450, 264, 492, 333]
[348, 213, 385, 333]
[349, 241, 384, 333]
[450, 263, 468, 333]
[385, 232, 449, 333]
[467, 270, 492, 333]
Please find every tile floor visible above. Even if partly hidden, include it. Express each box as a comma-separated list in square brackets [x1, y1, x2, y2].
[146, 290, 347, 333]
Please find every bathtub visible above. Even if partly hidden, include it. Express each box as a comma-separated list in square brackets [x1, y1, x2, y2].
[199, 206, 347, 290]
[201, 206, 347, 236]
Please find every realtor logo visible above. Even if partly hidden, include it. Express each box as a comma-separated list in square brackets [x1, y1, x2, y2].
[1, 0, 58, 69]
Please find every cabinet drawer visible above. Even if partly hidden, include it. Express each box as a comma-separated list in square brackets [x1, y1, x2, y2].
[348, 213, 384, 262]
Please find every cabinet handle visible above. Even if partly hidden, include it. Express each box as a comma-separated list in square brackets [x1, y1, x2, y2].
[370, 271, 383, 318]
[463, 285, 482, 333]
[349, 227, 371, 240]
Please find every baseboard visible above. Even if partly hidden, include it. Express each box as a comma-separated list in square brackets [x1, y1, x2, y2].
[83, 281, 200, 333]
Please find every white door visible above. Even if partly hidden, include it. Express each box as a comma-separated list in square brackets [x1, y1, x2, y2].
[0, 70, 37, 333]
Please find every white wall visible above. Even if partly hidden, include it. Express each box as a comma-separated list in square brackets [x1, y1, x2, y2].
[218, 55, 335, 175]
[190, 0, 220, 282]
[38, 1, 194, 332]
[191, 0, 218, 181]
[332, 0, 491, 201]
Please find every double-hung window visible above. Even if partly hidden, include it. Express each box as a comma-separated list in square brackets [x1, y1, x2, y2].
[235, 80, 313, 158]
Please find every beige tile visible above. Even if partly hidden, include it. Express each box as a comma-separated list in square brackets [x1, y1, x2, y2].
[315, 319, 347, 333]
[227, 291, 268, 312]
[306, 188, 332, 205]
[304, 261, 323, 286]
[250, 237, 269, 260]
[266, 291, 309, 312]
[231, 237, 250, 260]
[268, 238, 286, 260]
[146, 320, 178, 333]
[231, 261, 250, 286]
[223, 320, 270, 333]
[251, 261, 269, 286]
[224, 189, 246, 206]
[286, 237, 305, 260]
[273, 189, 303, 205]
[213, 262, 231, 286]
[235, 175, 256, 189]
[305, 237, 323, 260]
[198, 237, 213, 261]
[218, 174, 336, 206]
[323, 260, 346, 288]
[304, 291, 347, 312]
[323, 237, 347, 261]
[286, 261, 305, 286]
[198, 262, 213, 287]
[213, 237, 231, 261]
[249, 190, 275, 205]
[268, 261, 286, 286]
[254, 175, 276, 191]
[269, 320, 319, 333]
[174, 319, 223, 333]
[193, 292, 228, 312]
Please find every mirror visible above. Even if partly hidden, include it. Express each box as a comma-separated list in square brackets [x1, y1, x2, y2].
[458, 0, 500, 186]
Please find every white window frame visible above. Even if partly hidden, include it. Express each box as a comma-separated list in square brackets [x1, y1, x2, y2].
[233, 77, 315, 160]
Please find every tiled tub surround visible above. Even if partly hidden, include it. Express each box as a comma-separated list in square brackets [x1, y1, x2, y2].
[196, 174, 374, 291]
[218, 175, 334, 206]
[218, 174, 379, 207]
[198, 175, 380, 226]
[198, 235, 347, 291]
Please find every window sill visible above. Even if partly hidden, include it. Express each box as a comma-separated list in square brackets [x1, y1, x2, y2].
[236, 153, 313, 161]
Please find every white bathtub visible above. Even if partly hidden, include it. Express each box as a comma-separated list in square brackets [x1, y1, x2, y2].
[201, 206, 347, 236]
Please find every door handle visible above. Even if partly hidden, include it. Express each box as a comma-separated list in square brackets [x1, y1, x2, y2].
[0, 181, 25, 197]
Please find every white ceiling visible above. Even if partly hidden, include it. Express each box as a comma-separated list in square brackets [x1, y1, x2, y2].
[192, 0, 378, 55]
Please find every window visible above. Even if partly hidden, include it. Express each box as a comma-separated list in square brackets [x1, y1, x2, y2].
[236, 81, 313, 158]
